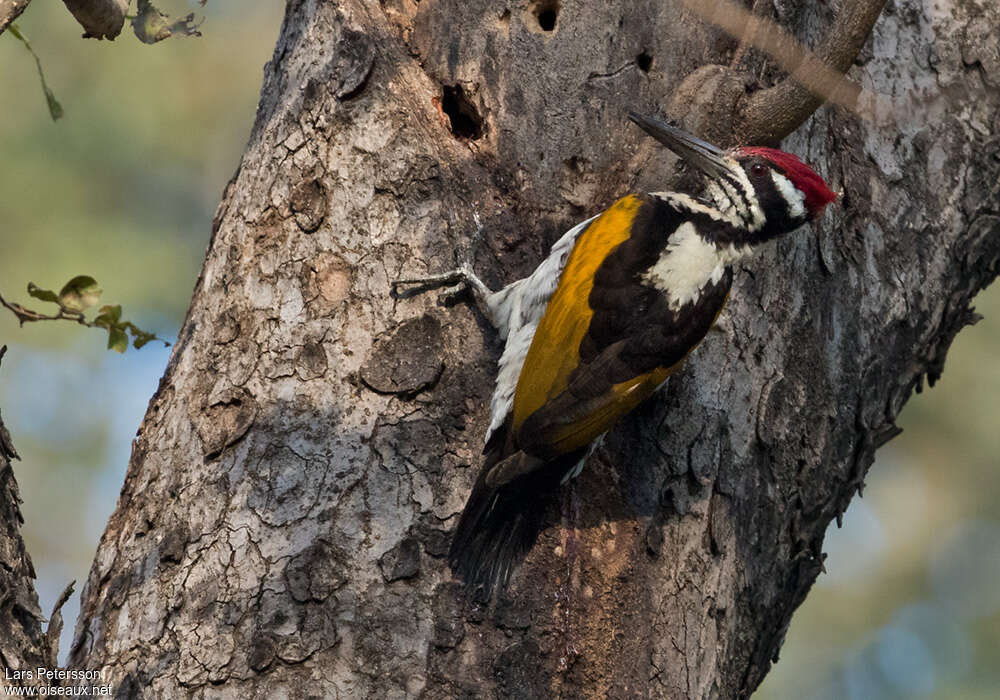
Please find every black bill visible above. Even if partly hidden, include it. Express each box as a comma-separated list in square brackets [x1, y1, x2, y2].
[628, 112, 732, 181]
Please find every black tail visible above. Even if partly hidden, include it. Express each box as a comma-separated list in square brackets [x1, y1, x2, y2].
[447, 451, 583, 601]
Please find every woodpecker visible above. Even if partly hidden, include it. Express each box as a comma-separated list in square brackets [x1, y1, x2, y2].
[393, 112, 837, 600]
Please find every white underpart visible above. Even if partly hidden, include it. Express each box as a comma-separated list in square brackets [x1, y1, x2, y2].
[770, 170, 806, 220]
[641, 222, 750, 310]
[483, 216, 597, 443]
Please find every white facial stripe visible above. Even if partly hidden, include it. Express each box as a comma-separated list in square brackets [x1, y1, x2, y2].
[654, 191, 739, 227]
[696, 163, 765, 233]
[641, 222, 749, 310]
[770, 170, 807, 220]
[731, 165, 765, 231]
[720, 177, 749, 220]
[705, 182, 740, 224]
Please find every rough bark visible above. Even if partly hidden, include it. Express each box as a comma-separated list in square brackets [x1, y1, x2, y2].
[0, 348, 50, 692]
[67, 0, 1000, 698]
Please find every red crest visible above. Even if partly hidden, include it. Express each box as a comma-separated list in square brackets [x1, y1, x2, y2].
[737, 147, 838, 217]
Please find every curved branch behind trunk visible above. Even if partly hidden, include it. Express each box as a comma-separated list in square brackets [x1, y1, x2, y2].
[739, 0, 890, 144]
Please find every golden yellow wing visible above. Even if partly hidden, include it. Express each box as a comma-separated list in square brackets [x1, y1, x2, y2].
[511, 195, 644, 431]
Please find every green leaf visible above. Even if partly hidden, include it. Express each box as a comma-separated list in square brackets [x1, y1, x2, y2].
[107, 326, 129, 353]
[132, 332, 154, 349]
[93, 304, 123, 327]
[132, 1, 203, 44]
[43, 86, 64, 121]
[58, 276, 102, 311]
[26, 283, 59, 304]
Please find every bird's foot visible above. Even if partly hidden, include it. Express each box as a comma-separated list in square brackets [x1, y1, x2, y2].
[392, 214, 498, 316]
[391, 265, 480, 306]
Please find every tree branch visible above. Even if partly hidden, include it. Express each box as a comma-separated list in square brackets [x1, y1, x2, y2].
[0, 291, 89, 327]
[0, 0, 31, 36]
[683, 0, 888, 145]
[59, 0, 128, 40]
[728, 0, 772, 72]
[743, 0, 888, 143]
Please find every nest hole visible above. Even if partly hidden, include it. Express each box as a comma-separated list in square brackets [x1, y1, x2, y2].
[534, 0, 559, 31]
[441, 85, 484, 140]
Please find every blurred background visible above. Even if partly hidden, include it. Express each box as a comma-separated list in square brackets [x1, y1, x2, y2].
[1, 2, 997, 697]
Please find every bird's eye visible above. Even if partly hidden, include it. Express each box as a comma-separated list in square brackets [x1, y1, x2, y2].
[750, 163, 767, 177]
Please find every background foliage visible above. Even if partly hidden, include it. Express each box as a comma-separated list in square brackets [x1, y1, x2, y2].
[0, 2, 996, 696]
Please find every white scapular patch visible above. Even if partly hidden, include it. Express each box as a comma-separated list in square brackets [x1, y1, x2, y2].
[770, 170, 806, 220]
[641, 222, 748, 310]
[483, 215, 597, 443]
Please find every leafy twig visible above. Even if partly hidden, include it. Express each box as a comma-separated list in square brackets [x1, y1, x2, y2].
[0, 276, 168, 353]
[6, 23, 63, 121]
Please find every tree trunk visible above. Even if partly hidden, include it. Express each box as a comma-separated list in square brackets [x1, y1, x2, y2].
[68, 0, 1000, 697]
[0, 349, 52, 693]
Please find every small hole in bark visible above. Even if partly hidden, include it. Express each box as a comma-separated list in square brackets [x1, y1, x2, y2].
[534, 0, 559, 31]
[441, 85, 483, 140]
[636, 51, 652, 72]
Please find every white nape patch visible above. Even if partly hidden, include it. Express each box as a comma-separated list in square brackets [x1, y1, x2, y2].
[642, 222, 748, 310]
[770, 170, 807, 220]
[483, 215, 597, 444]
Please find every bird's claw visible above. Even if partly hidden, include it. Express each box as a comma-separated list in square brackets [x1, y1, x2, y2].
[390, 268, 471, 304]
[438, 282, 471, 306]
